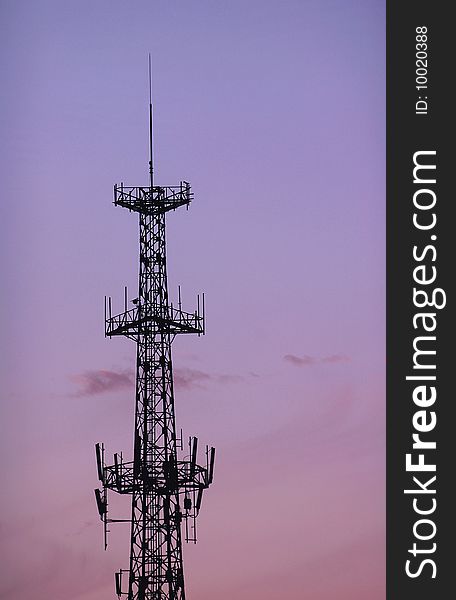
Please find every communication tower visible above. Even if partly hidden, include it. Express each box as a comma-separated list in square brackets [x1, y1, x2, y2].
[94, 59, 215, 600]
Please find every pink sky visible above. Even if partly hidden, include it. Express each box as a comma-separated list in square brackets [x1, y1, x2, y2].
[0, 1, 385, 598]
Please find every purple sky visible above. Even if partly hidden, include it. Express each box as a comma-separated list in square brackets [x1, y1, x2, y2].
[0, 1, 385, 598]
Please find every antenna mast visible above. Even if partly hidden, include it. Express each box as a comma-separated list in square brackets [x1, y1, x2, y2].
[95, 63, 215, 600]
[148, 54, 154, 189]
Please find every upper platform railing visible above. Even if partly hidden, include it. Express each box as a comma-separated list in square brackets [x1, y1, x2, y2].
[114, 181, 192, 215]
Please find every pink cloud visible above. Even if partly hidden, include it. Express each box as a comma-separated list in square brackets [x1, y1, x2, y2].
[284, 354, 317, 366]
[321, 354, 350, 364]
[284, 353, 350, 367]
[174, 368, 246, 390]
[174, 368, 211, 390]
[69, 369, 134, 396]
[70, 367, 247, 396]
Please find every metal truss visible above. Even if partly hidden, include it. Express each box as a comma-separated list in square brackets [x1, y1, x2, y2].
[95, 179, 214, 600]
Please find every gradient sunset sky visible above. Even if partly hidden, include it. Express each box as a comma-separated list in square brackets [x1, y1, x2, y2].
[0, 1, 385, 598]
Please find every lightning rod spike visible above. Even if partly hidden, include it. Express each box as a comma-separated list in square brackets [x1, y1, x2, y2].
[148, 54, 154, 189]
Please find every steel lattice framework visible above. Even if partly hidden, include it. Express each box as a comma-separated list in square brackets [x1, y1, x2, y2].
[94, 78, 215, 600]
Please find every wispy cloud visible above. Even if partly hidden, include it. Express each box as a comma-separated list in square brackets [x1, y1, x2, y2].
[174, 368, 247, 391]
[284, 354, 317, 367]
[173, 368, 211, 390]
[70, 369, 134, 397]
[70, 366, 247, 396]
[321, 354, 350, 364]
[284, 353, 350, 367]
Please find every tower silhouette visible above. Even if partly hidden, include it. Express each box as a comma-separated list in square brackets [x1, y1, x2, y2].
[94, 59, 215, 600]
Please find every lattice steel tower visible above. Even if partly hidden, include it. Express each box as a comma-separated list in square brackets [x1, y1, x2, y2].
[94, 60, 215, 600]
